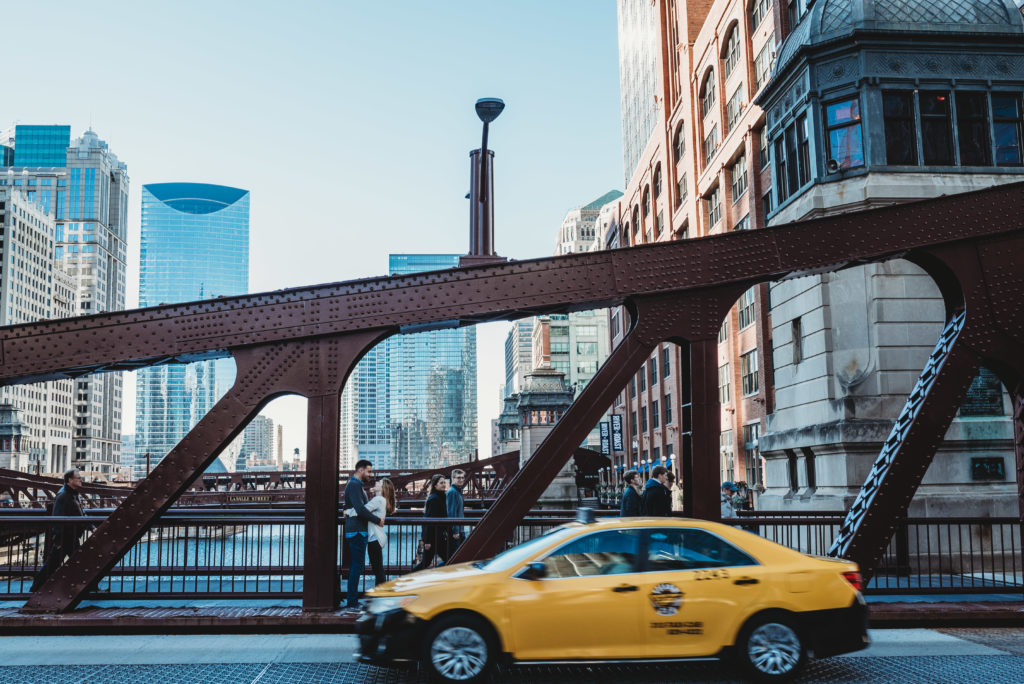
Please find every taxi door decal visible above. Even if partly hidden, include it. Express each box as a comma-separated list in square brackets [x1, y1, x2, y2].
[650, 583, 684, 616]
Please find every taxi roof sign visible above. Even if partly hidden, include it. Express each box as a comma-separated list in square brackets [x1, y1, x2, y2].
[576, 507, 596, 524]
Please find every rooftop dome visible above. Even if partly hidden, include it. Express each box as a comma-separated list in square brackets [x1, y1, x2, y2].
[775, 0, 1024, 76]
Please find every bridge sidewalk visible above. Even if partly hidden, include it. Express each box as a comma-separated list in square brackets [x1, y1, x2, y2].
[0, 599, 1022, 634]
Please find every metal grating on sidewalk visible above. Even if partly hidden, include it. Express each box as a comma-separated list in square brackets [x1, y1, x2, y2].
[3, 657, 1024, 684]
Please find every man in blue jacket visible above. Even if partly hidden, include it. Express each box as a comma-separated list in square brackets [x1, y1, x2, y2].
[641, 465, 672, 516]
[446, 469, 467, 554]
[619, 469, 642, 516]
[343, 459, 383, 611]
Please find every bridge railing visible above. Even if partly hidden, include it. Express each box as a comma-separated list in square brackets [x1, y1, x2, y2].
[0, 512, 1019, 600]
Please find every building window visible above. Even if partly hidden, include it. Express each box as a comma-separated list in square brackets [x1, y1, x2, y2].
[676, 173, 688, 208]
[825, 98, 865, 170]
[641, 405, 648, 432]
[718, 363, 731, 403]
[920, 91, 954, 166]
[655, 210, 664, 236]
[727, 86, 744, 132]
[674, 122, 686, 162]
[743, 423, 761, 486]
[741, 349, 759, 396]
[701, 70, 717, 118]
[776, 115, 811, 202]
[663, 394, 672, 424]
[719, 319, 729, 343]
[652, 399, 660, 429]
[703, 124, 719, 166]
[723, 26, 741, 78]
[792, 317, 803, 365]
[654, 166, 663, 200]
[611, 311, 621, 338]
[957, 92, 991, 166]
[735, 214, 750, 231]
[731, 154, 748, 200]
[993, 93, 1024, 165]
[762, 190, 772, 216]
[662, 346, 671, 378]
[642, 186, 651, 218]
[754, 36, 775, 91]
[631, 376, 636, 397]
[759, 127, 770, 168]
[639, 367, 646, 392]
[706, 186, 722, 227]
[883, 92, 918, 166]
[631, 410, 638, 434]
[649, 358, 658, 386]
[721, 430, 734, 482]
[737, 286, 756, 329]
[752, 0, 772, 28]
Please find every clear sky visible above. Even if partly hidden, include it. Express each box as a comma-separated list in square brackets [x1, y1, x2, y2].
[5, 0, 624, 460]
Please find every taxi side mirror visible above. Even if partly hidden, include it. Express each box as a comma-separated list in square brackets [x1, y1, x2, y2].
[523, 562, 547, 580]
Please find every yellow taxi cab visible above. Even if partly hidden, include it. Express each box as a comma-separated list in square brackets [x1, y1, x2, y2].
[356, 512, 869, 682]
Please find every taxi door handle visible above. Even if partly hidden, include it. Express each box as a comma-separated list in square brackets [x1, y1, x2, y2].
[733, 578, 760, 586]
[612, 584, 639, 592]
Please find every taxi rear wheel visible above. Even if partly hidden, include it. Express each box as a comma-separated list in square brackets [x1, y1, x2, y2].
[734, 613, 807, 681]
[422, 613, 496, 684]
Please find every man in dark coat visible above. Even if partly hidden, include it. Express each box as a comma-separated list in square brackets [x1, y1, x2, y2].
[619, 469, 643, 516]
[641, 465, 672, 516]
[343, 459, 383, 611]
[446, 469, 467, 553]
[30, 468, 86, 592]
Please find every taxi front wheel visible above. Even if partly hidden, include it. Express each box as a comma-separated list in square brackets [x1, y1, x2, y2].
[734, 614, 807, 682]
[422, 614, 497, 684]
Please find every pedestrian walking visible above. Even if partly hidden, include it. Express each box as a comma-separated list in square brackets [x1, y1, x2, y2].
[720, 481, 739, 519]
[343, 459, 384, 611]
[641, 465, 672, 516]
[446, 469, 467, 553]
[350, 477, 395, 587]
[30, 469, 87, 592]
[412, 474, 449, 572]
[619, 469, 643, 516]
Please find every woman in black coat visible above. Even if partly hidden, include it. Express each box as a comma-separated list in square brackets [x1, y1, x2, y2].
[412, 474, 449, 572]
[619, 469, 643, 517]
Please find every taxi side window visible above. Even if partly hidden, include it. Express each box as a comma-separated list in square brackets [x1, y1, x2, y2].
[645, 528, 756, 571]
[542, 529, 641, 578]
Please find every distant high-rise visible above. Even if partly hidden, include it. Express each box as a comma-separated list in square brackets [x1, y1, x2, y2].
[503, 320, 533, 398]
[135, 183, 249, 479]
[238, 415, 274, 471]
[0, 126, 126, 476]
[340, 254, 477, 470]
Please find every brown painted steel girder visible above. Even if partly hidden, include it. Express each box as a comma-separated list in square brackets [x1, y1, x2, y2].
[3, 182, 1024, 387]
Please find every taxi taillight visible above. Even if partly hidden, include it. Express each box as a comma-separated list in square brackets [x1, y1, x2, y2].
[842, 571, 863, 592]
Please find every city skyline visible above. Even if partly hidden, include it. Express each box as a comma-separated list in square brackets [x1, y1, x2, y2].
[1, 1, 622, 459]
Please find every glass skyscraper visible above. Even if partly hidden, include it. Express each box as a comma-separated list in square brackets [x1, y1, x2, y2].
[12, 125, 71, 167]
[340, 254, 477, 470]
[134, 183, 249, 479]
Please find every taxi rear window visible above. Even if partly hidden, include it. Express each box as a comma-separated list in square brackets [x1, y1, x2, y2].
[645, 528, 757, 571]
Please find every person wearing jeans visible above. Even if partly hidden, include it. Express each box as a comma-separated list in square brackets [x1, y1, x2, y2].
[343, 459, 383, 610]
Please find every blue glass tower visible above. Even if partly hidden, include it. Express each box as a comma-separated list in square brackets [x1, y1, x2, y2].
[340, 254, 477, 470]
[12, 126, 71, 167]
[134, 183, 249, 478]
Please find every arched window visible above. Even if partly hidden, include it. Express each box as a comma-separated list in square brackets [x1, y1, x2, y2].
[653, 165, 662, 199]
[701, 70, 716, 118]
[750, 0, 772, 30]
[674, 122, 686, 162]
[723, 25, 741, 78]
[632, 206, 640, 231]
[642, 186, 651, 217]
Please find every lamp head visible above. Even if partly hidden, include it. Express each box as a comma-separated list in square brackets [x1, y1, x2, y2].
[475, 97, 505, 124]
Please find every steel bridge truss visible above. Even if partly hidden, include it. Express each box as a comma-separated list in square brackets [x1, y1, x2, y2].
[3, 182, 1023, 613]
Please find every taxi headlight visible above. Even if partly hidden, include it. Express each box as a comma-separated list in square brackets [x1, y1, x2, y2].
[366, 595, 419, 615]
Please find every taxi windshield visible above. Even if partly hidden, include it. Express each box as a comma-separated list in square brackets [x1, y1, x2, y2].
[478, 525, 580, 572]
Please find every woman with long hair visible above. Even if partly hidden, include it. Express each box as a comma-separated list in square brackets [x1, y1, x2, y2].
[411, 474, 448, 573]
[364, 478, 396, 586]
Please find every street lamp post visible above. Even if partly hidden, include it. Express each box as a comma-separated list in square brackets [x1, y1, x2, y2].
[462, 98, 508, 267]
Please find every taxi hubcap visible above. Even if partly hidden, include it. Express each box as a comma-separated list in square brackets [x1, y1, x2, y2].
[748, 622, 801, 675]
[430, 626, 488, 680]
